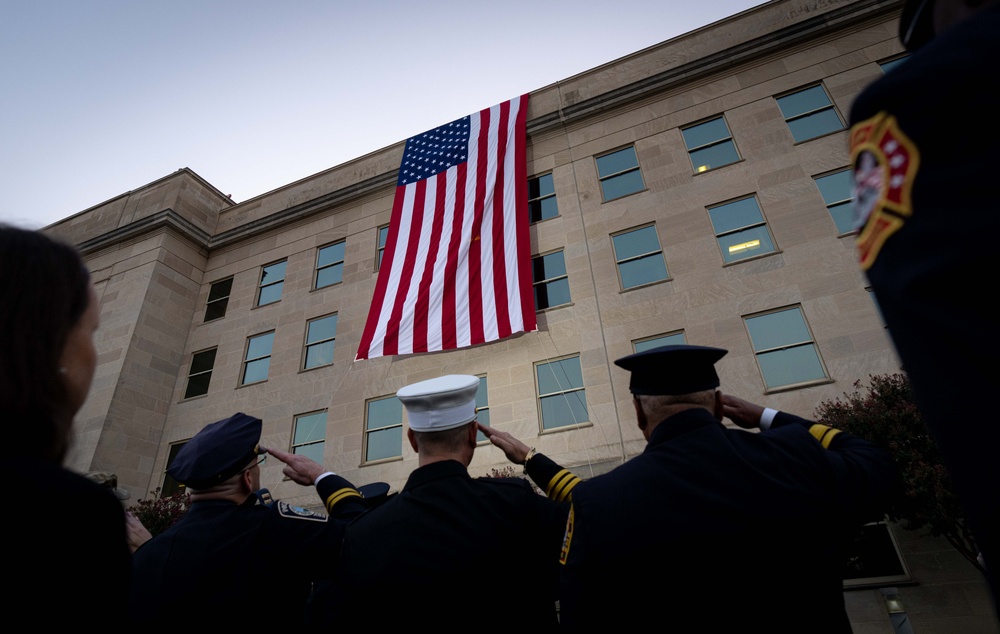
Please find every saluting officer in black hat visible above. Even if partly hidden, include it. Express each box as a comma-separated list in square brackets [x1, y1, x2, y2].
[128, 412, 368, 627]
[483, 345, 897, 632]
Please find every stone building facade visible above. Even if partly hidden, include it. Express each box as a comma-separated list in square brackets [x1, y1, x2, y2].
[45, 0, 996, 630]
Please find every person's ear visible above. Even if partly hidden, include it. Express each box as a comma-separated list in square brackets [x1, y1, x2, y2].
[407, 428, 419, 452]
[633, 397, 647, 432]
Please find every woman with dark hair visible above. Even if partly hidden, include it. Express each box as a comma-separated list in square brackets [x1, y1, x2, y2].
[0, 224, 130, 623]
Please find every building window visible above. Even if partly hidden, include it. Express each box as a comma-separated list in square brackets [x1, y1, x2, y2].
[204, 278, 233, 322]
[303, 314, 337, 369]
[315, 241, 346, 289]
[879, 56, 908, 74]
[707, 196, 776, 264]
[682, 116, 740, 172]
[376, 225, 389, 271]
[775, 85, 844, 143]
[256, 260, 287, 307]
[475, 375, 491, 442]
[595, 146, 644, 201]
[241, 331, 274, 385]
[160, 441, 188, 498]
[612, 225, 668, 290]
[532, 251, 571, 311]
[292, 411, 327, 464]
[535, 355, 588, 430]
[744, 306, 828, 390]
[183, 348, 217, 399]
[633, 331, 686, 353]
[528, 173, 558, 223]
[814, 169, 856, 235]
[365, 395, 403, 462]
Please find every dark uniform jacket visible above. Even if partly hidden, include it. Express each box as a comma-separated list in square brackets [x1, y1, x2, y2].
[848, 3, 1000, 597]
[5, 457, 130, 628]
[337, 460, 567, 629]
[128, 474, 365, 627]
[527, 408, 896, 632]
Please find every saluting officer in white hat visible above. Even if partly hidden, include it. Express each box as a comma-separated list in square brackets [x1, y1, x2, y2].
[335, 375, 567, 630]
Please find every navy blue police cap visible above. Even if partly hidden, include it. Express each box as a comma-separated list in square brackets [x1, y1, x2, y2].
[357, 482, 391, 508]
[614, 345, 728, 396]
[167, 412, 264, 489]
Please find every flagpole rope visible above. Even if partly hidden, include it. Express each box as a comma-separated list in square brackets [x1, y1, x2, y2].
[547, 80, 630, 471]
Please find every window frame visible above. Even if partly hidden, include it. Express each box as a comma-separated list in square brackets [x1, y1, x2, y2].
[742, 305, 830, 392]
[315, 240, 346, 290]
[204, 277, 233, 322]
[878, 55, 909, 74]
[363, 394, 404, 464]
[706, 194, 778, 265]
[474, 374, 491, 444]
[531, 249, 571, 312]
[775, 84, 845, 143]
[160, 440, 189, 498]
[813, 168, 856, 236]
[291, 410, 328, 465]
[302, 313, 338, 370]
[632, 330, 686, 353]
[255, 259, 287, 307]
[595, 145, 645, 202]
[375, 224, 389, 272]
[528, 172, 559, 223]
[183, 347, 217, 400]
[611, 224, 669, 291]
[534, 354, 589, 432]
[681, 115, 741, 173]
[241, 330, 275, 386]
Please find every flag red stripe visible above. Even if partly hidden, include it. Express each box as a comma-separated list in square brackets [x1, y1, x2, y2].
[383, 179, 428, 355]
[513, 95, 536, 333]
[467, 107, 489, 346]
[411, 172, 448, 353]
[441, 162, 465, 351]
[492, 100, 512, 339]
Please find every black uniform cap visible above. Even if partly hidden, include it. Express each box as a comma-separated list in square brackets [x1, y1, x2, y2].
[614, 345, 728, 396]
[900, 0, 936, 50]
[168, 412, 263, 489]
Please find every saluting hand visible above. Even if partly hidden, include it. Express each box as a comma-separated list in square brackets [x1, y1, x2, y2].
[719, 393, 765, 430]
[264, 446, 325, 486]
[478, 424, 531, 465]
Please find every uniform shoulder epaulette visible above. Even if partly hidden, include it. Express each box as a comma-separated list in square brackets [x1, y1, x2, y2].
[276, 500, 328, 522]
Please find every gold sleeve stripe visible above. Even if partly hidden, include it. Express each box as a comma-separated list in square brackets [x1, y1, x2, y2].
[559, 505, 574, 565]
[546, 470, 581, 502]
[324, 487, 362, 511]
[808, 424, 842, 449]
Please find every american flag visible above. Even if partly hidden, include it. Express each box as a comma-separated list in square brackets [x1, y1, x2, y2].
[355, 95, 536, 361]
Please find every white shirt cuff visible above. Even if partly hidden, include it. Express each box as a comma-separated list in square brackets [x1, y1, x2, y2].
[315, 471, 335, 486]
[760, 408, 779, 430]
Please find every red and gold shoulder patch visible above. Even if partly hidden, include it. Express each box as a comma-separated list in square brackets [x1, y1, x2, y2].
[850, 112, 920, 270]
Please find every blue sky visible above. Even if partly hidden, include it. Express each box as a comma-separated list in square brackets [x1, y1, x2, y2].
[0, 1, 765, 228]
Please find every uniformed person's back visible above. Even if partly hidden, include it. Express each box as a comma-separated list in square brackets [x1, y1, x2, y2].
[128, 412, 366, 627]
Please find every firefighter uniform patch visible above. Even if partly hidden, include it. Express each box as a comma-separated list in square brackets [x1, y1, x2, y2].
[849, 112, 920, 270]
[277, 500, 328, 522]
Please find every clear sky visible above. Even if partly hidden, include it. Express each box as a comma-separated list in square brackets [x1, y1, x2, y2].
[0, 0, 766, 229]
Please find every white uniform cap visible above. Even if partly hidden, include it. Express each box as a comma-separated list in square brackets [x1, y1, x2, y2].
[397, 374, 480, 432]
